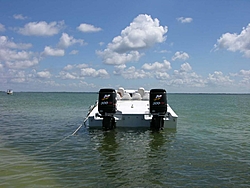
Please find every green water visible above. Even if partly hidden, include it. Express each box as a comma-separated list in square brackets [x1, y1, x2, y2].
[0, 92, 249, 187]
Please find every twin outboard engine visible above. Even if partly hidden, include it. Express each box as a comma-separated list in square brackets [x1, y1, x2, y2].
[149, 89, 167, 130]
[98, 88, 117, 130]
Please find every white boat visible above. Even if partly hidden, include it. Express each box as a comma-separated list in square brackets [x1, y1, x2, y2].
[84, 87, 178, 130]
[7, 89, 13, 95]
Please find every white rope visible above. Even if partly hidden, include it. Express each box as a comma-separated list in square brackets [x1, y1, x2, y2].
[72, 123, 85, 135]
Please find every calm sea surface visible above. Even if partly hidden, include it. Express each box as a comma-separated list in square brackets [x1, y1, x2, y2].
[0, 92, 249, 187]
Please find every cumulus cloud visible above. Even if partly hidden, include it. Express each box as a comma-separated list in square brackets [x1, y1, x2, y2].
[172, 51, 189, 61]
[215, 23, 250, 58]
[180, 62, 192, 72]
[207, 71, 233, 86]
[77, 23, 102, 33]
[142, 60, 171, 71]
[238, 69, 250, 76]
[58, 63, 109, 80]
[69, 50, 79, 55]
[238, 70, 250, 86]
[80, 68, 109, 78]
[36, 70, 52, 78]
[0, 46, 38, 69]
[120, 66, 149, 79]
[18, 21, 64, 36]
[97, 14, 168, 65]
[169, 63, 205, 87]
[0, 23, 5, 32]
[42, 46, 64, 56]
[0, 63, 4, 71]
[0, 36, 39, 70]
[8, 70, 27, 83]
[59, 71, 78, 80]
[63, 63, 88, 71]
[155, 72, 170, 80]
[0, 49, 32, 62]
[177, 17, 193, 23]
[113, 64, 126, 75]
[5, 58, 39, 69]
[58, 33, 84, 48]
[0, 36, 32, 49]
[97, 49, 142, 65]
[13, 14, 28, 20]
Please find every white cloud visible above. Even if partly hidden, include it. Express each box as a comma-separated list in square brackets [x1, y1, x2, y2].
[0, 23, 5, 32]
[80, 68, 109, 78]
[169, 63, 205, 87]
[69, 50, 79, 55]
[113, 64, 126, 75]
[0, 63, 4, 71]
[63, 63, 88, 71]
[18, 21, 64, 36]
[99, 42, 104, 46]
[97, 49, 142, 65]
[0, 36, 39, 69]
[7, 70, 27, 83]
[58, 33, 84, 48]
[60, 64, 109, 79]
[0, 36, 32, 49]
[155, 72, 170, 80]
[207, 71, 233, 86]
[142, 60, 171, 71]
[63, 65, 74, 71]
[120, 66, 149, 79]
[77, 23, 102, 33]
[0, 49, 31, 61]
[59, 71, 78, 80]
[180, 62, 192, 72]
[177, 17, 193, 23]
[13, 14, 28, 20]
[109, 14, 168, 53]
[42, 46, 65, 56]
[37, 70, 52, 78]
[172, 51, 189, 61]
[5, 58, 39, 69]
[239, 69, 250, 76]
[97, 14, 168, 65]
[231, 69, 250, 87]
[215, 23, 250, 58]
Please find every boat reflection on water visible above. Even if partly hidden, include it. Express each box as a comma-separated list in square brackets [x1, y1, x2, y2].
[89, 128, 177, 186]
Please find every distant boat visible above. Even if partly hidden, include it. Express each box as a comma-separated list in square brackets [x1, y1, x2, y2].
[7, 89, 13, 95]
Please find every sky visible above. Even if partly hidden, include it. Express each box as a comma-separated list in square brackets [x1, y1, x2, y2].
[0, 0, 250, 93]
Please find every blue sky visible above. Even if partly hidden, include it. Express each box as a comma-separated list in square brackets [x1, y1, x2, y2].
[0, 0, 250, 92]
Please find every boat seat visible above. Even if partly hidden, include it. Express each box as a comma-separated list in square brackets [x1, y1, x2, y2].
[132, 93, 142, 100]
[142, 92, 149, 100]
[116, 93, 121, 100]
[121, 93, 131, 100]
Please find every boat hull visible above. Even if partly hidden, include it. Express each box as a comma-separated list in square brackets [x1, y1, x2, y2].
[85, 88, 178, 130]
[87, 112, 177, 129]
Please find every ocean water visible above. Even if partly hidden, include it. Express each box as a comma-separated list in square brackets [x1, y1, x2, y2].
[0, 92, 249, 187]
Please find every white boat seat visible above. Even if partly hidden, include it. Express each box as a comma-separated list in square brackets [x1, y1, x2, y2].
[132, 93, 142, 100]
[122, 93, 131, 100]
[116, 93, 121, 100]
[142, 92, 149, 100]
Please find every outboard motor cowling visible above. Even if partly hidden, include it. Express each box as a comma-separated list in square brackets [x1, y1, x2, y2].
[98, 88, 117, 115]
[150, 89, 167, 115]
[149, 89, 167, 130]
[98, 88, 117, 130]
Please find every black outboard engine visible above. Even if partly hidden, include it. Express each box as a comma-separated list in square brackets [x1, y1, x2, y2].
[150, 89, 167, 130]
[98, 88, 117, 130]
